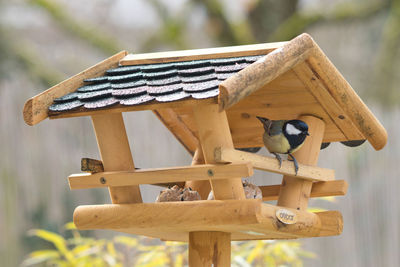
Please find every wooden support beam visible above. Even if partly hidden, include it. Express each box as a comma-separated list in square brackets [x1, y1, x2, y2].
[23, 51, 127, 126]
[193, 104, 246, 200]
[189, 232, 231, 267]
[215, 148, 334, 182]
[91, 113, 142, 204]
[153, 108, 199, 155]
[261, 180, 348, 201]
[185, 148, 212, 200]
[120, 42, 286, 65]
[73, 199, 343, 239]
[68, 163, 253, 190]
[277, 115, 325, 210]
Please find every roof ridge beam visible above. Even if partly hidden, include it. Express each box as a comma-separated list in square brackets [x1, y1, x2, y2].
[119, 42, 286, 66]
[218, 33, 314, 111]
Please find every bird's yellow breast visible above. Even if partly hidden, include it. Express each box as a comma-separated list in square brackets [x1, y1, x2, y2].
[263, 132, 306, 154]
[263, 132, 291, 154]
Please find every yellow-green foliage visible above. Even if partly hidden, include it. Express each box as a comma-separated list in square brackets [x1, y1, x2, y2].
[23, 223, 315, 267]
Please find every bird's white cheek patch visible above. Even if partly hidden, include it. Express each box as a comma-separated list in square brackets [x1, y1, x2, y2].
[286, 123, 302, 135]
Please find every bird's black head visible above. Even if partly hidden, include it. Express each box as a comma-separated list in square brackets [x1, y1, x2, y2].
[283, 120, 309, 150]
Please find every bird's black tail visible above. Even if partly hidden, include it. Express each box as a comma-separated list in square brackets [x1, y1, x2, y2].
[256, 116, 272, 132]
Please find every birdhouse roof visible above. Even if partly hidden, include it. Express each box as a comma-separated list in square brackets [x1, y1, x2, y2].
[23, 33, 387, 152]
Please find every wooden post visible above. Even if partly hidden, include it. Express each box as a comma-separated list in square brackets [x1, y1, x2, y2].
[193, 104, 246, 200]
[277, 115, 325, 210]
[189, 232, 231, 267]
[91, 113, 142, 204]
[185, 147, 211, 200]
[188, 104, 245, 267]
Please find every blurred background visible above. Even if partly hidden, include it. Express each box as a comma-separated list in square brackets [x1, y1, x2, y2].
[1, 0, 399, 266]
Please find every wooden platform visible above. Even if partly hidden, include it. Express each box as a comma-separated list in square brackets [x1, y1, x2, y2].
[73, 199, 343, 242]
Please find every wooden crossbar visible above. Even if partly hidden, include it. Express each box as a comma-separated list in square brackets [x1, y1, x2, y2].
[215, 147, 335, 182]
[69, 163, 253, 190]
[260, 180, 348, 201]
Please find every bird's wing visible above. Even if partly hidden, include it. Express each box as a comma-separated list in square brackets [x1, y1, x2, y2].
[268, 120, 286, 136]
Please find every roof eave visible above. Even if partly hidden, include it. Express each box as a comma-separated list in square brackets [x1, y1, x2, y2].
[23, 51, 128, 126]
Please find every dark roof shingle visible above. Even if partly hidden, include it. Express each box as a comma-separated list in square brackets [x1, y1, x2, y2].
[48, 55, 264, 113]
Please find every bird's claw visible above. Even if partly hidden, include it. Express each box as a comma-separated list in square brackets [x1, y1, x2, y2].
[288, 153, 299, 176]
[272, 153, 282, 169]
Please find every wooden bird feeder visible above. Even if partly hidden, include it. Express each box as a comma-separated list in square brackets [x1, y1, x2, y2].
[23, 33, 387, 266]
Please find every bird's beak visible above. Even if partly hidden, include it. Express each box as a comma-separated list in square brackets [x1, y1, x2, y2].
[256, 116, 266, 123]
[305, 132, 310, 136]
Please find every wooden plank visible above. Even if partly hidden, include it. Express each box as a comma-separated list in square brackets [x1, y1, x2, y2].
[218, 33, 315, 111]
[120, 42, 287, 65]
[189, 232, 231, 267]
[260, 180, 348, 201]
[49, 97, 217, 120]
[73, 200, 342, 239]
[68, 163, 253, 190]
[185, 147, 212, 200]
[307, 42, 387, 150]
[292, 62, 364, 140]
[277, 115, 325, 210]
[91, 113, 142, 204]
[81, 158, 104, 173]
[23, 51, 127, 126]
[215, 148, 335, 182]
[153, 108, 198, 155]
[193, 104, 246, 200]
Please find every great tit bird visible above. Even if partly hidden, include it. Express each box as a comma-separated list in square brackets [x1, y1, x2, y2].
[256, 116, 309, 175]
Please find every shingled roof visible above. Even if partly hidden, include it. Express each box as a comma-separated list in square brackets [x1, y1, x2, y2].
[23, 34, 387, 154]
[48, 55, 263, 114]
